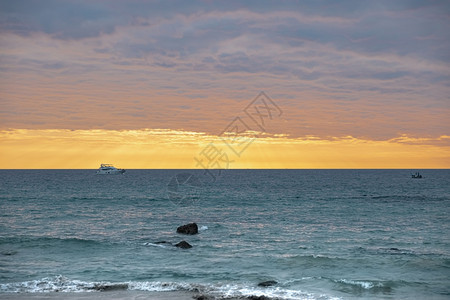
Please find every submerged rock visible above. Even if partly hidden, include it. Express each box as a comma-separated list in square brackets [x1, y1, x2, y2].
[247, 296, 271, 300]
[193, 295, 211, 300]
[91, 283, 129, 291]
[257, 280, 277, 287]
[177, 223, 198, 235]
[175, 241, 192, 249]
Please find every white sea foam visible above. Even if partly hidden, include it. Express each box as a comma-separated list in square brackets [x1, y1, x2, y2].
[199, 225, 208, 231]
[144, 242, 169, 248]
[128, 280, 342, 300]
[127, 281, 199, 292]
[0, 276, 342, 299]
[208, 284, 312, 299]
[0, 275, 94, 293]
[336, 279, 383, 289]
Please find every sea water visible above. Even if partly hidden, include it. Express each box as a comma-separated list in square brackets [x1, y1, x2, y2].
[0, 169, 449, 299]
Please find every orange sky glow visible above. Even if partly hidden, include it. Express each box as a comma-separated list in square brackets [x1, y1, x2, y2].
[1, 129, 448, 169]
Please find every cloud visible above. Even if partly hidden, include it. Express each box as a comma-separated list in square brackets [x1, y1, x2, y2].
[0, 0, 449, 142]
[0, 0, 118, 39]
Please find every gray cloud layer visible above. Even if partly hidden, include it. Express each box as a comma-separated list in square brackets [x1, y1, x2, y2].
[1, 0, 449, 139]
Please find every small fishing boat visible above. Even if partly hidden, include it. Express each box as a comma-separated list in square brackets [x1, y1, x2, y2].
[411, 172, 422, 179]
[96, 164, 125, 175]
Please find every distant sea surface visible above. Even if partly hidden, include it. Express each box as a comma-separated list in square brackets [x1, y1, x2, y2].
[0, 169, 449, 299]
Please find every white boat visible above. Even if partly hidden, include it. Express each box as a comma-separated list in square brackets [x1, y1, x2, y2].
[96, 164, 125, 175]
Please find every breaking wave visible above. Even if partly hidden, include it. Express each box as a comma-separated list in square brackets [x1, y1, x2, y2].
[0, 275, 342, 300]
[333, 278, 397, 294]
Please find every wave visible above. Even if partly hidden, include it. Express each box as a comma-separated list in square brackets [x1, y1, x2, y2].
[370, 195, 448, 202]
[0, 276, 184, 293]
[0, 275, 342, 300]
[143, 241, 172, 248]
[354, 246, 416, 256]
[356, 246, 449, 258]
[0, 236, 108, 248]
[376, 247, 416, 256]
[335, 279, 386, 289]
[276, 254, 349, 266]
[333, 278, 399, 294]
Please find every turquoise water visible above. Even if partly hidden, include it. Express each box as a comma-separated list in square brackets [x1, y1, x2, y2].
[0, 170, 449, 299]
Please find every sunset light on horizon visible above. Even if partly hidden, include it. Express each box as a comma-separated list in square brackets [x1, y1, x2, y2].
[1, 129, 449, 169]
[1, 1, 449, 169]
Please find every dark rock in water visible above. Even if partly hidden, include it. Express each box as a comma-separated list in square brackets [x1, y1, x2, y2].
[247, 296, 271, 300]
[257, 280, 277, 287]
[194, 293, 270, 300]
[155, 241, 171, 244]
[193, 295, 211, 300]
[175, 240, 192, 249]
[92, 283, 129, 291]
[177, 223, 198, 235]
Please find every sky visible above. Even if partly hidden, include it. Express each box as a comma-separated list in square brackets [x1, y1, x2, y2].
[0, 0, 449, 168]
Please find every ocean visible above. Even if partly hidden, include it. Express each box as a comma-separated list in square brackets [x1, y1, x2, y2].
[0, 169, 449, 299]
